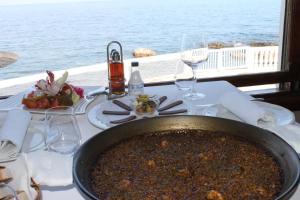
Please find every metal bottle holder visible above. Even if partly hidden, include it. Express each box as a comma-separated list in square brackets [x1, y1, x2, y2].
[107, 41, 125, 99]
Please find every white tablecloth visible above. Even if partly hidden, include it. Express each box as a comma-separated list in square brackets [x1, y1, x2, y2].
[2, 81, 300, 199]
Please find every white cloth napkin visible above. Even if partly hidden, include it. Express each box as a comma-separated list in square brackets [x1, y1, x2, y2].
[0, 109, 31, 162]
[220, 91, 275, 126]
[25, 150, 73, 187]
[1, 155, 37, 200]
[267, 124, 300, 153]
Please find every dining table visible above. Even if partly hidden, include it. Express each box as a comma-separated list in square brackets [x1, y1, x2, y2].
[1, 80, 300, 200]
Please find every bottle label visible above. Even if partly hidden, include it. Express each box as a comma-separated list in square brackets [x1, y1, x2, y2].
[128, 84, 144, 96]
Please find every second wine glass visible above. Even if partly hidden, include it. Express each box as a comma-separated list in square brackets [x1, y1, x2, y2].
[180, 33, 208, 100]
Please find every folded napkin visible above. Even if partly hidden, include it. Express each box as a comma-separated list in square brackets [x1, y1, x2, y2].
[0, 109, 31, 162]
[1, 155, 37, 200]
[220, 91, 275, 126]
[25, 150, 73, 187]
[267, 124, 300, 153]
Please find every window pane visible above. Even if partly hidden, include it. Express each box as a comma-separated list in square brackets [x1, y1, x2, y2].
[0, 0, 282, 95]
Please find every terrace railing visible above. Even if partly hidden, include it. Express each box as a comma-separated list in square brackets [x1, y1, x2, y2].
[200, 46, 279, 71]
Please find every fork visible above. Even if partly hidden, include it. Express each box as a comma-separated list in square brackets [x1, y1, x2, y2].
[85, 88, 108, 100]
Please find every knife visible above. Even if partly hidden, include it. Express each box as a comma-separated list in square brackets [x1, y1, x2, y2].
[158, 100, 183, 112]
[110, 115, 137, 124]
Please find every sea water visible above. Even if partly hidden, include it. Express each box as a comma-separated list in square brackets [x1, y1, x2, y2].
[0, 0, 281, 80]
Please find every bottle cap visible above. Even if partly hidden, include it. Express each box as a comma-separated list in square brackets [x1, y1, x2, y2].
[131, 61, 139, 67]
[111, 49, 121, 61]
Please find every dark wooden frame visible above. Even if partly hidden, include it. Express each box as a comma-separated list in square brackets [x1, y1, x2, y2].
[145, 72, 293, 88]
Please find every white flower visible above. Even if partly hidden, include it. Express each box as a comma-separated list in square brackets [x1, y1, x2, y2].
[36, 79, 48, 91]
[35, 71, 69, 96]
[45, 82, 61, 96]
[56, 71, 68, 86]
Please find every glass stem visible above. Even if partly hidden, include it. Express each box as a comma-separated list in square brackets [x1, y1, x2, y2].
[192, 66, 197, 93]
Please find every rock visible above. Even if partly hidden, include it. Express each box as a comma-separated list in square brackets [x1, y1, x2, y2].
[208, 42, 233, 49]
[132, 48, 156, 58]
[0, 52, 18, 68]
[209, 42, 226, 49]
[249, 42, 278, 47]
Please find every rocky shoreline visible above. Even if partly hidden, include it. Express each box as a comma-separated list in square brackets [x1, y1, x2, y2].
[0, 52, 18, 68]
[132, 41, 278, 57]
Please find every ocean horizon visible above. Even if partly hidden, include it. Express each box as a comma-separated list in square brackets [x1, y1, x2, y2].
[0, 0, 281, 80]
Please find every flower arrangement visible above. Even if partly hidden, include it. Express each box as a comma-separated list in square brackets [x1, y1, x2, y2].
[22, 71, 84, 109]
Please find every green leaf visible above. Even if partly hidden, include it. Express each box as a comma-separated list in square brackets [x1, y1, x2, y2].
[58, 92, 73, 106]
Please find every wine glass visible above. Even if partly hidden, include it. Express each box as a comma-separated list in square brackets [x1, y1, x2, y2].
[45, 106, 81, 154]
[180, 33, 208, 100]
[174, 60, 193, 92]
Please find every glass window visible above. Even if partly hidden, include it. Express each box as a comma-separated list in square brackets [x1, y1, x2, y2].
[0, 0, 283, 95]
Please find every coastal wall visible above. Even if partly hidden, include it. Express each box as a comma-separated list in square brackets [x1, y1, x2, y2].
[0, 46, 279, 96]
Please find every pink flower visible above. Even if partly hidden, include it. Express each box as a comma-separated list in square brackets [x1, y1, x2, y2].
[73, 86, 84, 98]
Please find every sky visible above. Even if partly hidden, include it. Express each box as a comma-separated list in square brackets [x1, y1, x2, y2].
[0, 0, 107, 6]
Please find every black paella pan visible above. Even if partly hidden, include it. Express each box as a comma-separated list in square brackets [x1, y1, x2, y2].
[73, 115, 300, 200]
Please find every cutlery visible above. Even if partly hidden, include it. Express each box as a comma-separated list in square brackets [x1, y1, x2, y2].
[110, 115, 137, 124]
[86, 87, 107, 99]
[159, 109, 188, 115]
[102, 110, 130, 115]
[159, 96, 167, 105]
[112, 100, 132, 111]
[158, 100, 183, 112]
[251, 97, 265, 102]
